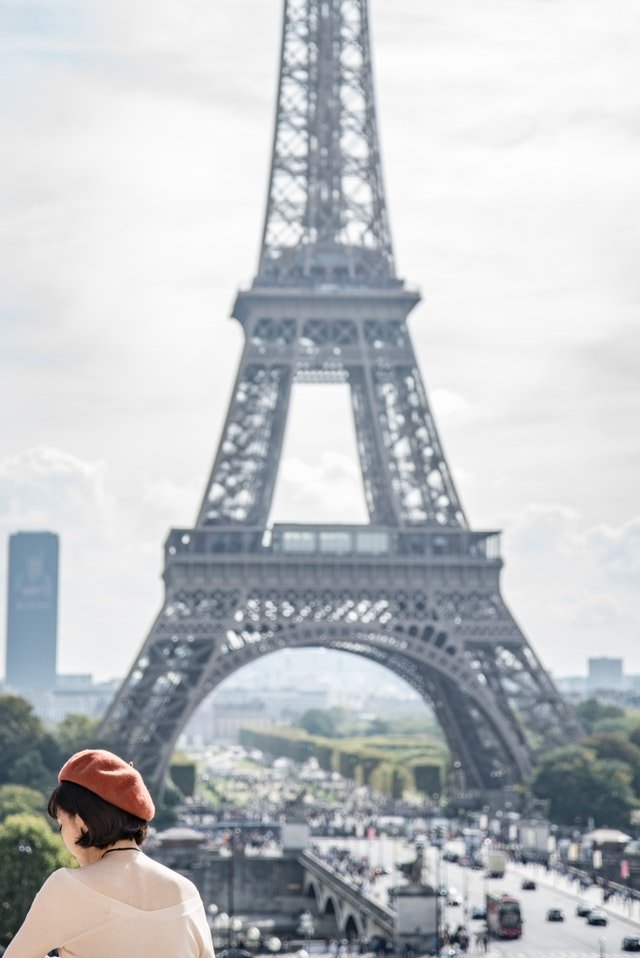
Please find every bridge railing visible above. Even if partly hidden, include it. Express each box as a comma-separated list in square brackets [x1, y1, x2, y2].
[299, 849, 395, 934]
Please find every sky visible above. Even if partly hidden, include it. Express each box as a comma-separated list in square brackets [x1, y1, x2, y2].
[1, 0, 639, 686]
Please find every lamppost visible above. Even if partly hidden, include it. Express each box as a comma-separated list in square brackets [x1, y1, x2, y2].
[230, 916, 243, 947]
[434, 841, 442, 953]
[298, 909, 315, 946]
[246, 925, 261, 952]
[226, 827, 241, 947]
[462, 866, 469, 927]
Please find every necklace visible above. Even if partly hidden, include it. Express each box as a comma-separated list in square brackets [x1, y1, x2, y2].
[101, 847, 140, 857]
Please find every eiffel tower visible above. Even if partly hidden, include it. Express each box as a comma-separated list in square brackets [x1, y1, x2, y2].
[100, 0, 579, 796]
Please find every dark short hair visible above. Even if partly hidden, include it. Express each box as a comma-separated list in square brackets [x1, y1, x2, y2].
[48, 780, 148, 849]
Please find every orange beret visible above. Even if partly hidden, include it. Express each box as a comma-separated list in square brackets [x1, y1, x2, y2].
[59, 749, 155, 822]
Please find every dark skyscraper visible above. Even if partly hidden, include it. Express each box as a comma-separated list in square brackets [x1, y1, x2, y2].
[5, 531, 59, 689]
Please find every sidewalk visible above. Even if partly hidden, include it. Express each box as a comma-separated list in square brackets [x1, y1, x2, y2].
[508, 860, 640, 928]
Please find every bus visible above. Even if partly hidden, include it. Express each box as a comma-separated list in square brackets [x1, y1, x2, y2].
[486, 893, 523, 938]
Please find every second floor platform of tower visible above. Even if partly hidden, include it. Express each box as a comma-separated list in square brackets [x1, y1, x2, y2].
[164, 524, 501, 565]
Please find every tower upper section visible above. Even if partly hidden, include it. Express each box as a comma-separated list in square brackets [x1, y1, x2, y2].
[256, 0, 397, 288]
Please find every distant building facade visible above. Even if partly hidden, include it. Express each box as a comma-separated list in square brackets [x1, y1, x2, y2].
[20, 677, 118, 727]
[181, 685, 330, 746]
[5, 531, 59, 689]
[588, 657, 624, 690]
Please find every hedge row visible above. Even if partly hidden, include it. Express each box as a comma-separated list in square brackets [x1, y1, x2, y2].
[239, 726, 445, 800]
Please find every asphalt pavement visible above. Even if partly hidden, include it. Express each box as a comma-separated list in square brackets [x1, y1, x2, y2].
[434, 852, 640, 958]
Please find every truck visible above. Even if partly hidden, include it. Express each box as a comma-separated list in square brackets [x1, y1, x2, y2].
[486, 848, 507, 878]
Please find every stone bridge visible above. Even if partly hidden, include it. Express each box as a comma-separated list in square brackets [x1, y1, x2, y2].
[299, 850, 395, 939]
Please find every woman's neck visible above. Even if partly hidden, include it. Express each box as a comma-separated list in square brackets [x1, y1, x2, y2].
[77, 841, 139, 867]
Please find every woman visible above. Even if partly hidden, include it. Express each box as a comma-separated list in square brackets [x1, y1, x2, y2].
[4, 749, 215, 958]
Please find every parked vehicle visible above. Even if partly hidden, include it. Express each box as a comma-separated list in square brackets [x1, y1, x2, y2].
[471, 906, 486, 920]
[622, 937, 640, 952]
[587, 910, 607, 926]
[521, 879, 536, 890]
[546, 908, 565, 922]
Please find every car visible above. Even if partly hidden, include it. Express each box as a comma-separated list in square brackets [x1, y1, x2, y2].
[521, 879, 537, 890]
[447, 888, 463, 906]
[587, 910, 607, 926]
[623, 937, 640, 952]
[546, 908, 565, 922]
[576, 902, 592, 917]
[471, 906, 486, 920]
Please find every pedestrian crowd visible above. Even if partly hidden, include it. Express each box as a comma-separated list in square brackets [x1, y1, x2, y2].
[311, 844, 388, 895]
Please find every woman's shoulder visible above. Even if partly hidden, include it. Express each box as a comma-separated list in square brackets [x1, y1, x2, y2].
[137, 853, 200, 895]
[65, 854, 202, 910]
[38, 867, 78, 895]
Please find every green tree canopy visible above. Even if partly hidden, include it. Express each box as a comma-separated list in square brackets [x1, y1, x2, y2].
[8, 749, 56, 796]
[573, 698, 626, 736]
[584, 731, 640, 764]
[583, 731, 640, 795]
[530, 745, 636, 830]
[0, 813, 74, 946]
[0, 784, 46, 823]
[628, 722, 640, 751]
[0, 696, 50, 785]
[298, 708, 351, 737]
[53, 713, 100, 758]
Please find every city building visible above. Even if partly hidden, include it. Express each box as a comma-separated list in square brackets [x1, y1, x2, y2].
[5, 531, 59, 689]
[588, 657, 624, 690]
[181, 685, 330, 747]
[18, 677, 119, 727]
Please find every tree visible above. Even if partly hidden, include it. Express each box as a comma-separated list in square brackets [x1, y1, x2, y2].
[299, 709, 343, 737]
[0, 785, 46, 823]
[54, 713, 100, 757]
[530, 745, 636, 829]
[8, 749, 56, 796]
[587, 760, 638, 829]
[0, 813, 73, 947]
[573, 698, 625, 736]
[0, 696, 49, 785]
[628, 722, 640, 751]
[365, 718, 392, 736]
[583, 732, 640, 796]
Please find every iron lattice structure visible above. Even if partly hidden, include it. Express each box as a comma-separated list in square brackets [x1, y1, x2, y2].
[100, 0, 579, 796]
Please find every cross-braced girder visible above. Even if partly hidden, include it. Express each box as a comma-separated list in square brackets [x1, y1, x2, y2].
[99, 0, 581, 799]
[258, 0, 395, 286]
[197, 291, 468, 528]
[100, 530, 580, 797]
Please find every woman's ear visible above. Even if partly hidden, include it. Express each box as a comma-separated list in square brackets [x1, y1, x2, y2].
[74, 814, 90, 844]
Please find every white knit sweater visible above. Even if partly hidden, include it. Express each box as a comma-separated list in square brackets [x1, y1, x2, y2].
[4, 853, 215, 958]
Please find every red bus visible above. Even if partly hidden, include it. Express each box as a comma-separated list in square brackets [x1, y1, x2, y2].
[486, 893, 523, 939]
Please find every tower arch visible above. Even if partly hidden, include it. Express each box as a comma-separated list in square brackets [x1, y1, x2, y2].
[99, 0, 580, 794]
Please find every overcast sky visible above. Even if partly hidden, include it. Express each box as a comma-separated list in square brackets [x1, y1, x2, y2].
[1, 0, 639, 686]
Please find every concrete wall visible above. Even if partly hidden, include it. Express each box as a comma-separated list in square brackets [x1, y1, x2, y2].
[149, 847, 309, 930]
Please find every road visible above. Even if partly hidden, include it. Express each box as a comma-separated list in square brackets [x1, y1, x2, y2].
[433, 852, 640, 958]
[311, 838, 640, 957]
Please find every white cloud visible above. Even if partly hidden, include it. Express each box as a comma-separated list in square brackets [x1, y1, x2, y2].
[1, 0, 639, 685]
[272, 453, 368, 525]
[501, 506, 640, 676]
[0, 448, 173, 680]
